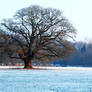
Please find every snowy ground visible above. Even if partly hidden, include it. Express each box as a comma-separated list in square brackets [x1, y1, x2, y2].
[0, 67, 92, 92]
[1, 65, 92, 71]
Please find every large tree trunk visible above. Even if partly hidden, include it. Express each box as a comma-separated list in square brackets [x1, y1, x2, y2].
[24, 58, 33, 69]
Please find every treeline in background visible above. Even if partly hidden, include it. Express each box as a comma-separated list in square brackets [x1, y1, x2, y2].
[54, 41, 92, 67]
[1, 41, 92, 67]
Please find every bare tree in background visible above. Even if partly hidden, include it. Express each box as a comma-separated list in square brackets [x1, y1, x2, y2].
[0, 5, 76, 68]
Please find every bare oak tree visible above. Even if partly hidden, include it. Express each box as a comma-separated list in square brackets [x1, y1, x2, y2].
[0, 5, 76, 68]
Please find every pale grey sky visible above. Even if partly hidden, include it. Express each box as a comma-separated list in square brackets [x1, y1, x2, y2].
[0, 0, 92, 42]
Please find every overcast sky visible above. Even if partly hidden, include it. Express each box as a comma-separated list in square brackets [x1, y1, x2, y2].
[0, 0, 92, 42]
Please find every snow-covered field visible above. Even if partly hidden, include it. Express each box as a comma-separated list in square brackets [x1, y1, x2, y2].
[1, 65, 92, 71]
[0, 68, 92, 92]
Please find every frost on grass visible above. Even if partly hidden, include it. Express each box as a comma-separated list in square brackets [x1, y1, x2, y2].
[0, 69, 92, 92]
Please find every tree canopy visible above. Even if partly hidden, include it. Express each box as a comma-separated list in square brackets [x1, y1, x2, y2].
[0, 5, 76, 68]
